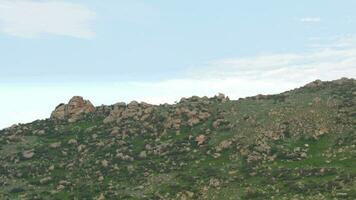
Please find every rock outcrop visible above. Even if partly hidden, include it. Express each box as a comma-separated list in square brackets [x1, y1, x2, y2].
[51, 96, 95, 122]
[103, 101, 156, 124]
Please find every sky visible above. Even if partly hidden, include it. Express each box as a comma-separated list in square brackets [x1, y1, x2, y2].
[1, 0, 356, 128]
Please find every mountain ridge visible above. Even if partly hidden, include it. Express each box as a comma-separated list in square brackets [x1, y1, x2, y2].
[0, 77, 355, 199]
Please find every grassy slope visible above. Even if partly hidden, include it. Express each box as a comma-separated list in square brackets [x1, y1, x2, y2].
[0, 79, 355, 200]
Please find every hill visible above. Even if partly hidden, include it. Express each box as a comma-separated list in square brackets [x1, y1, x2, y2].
[0, 78, 355, 199]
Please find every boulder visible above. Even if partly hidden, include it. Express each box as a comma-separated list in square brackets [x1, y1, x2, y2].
[22, 150, 35, 159]
[68, 139, 78, 145]
[195, 135, 207, 145]
[49, 142, 61, 149]
[139, 151, 147, 158]
[216, 140, 232, 152]
[96, 193, 105, 200]
[101, 160, 109, 167]
[51, 96, 95, 122]
[40, 177, 52, 184]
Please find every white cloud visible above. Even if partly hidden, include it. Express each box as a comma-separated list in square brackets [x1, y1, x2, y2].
[300, 17, 321, 23]
[191, 50, 356, 83]
[307, 35, 356, 49]
[0, 0, 95, 38]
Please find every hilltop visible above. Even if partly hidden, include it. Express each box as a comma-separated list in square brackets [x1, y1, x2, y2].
[0, 78, 355, 199]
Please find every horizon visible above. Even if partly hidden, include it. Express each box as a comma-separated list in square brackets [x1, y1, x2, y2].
[1, 0, 356, 128]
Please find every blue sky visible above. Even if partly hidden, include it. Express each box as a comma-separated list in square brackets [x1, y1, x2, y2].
[1, 0, 356, 128]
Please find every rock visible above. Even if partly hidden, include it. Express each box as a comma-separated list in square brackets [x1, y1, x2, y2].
[213, 152, 221, 158]
[187, 117, 200, 127]
[103, 116, 114, 124]
[215, 93, 229, 102]
[165, 117, 182, 130]
[40, 177, 52, 184]
[49, 165, 55, 171]
[67, 118, 76, 123]
[101, 160, 109, 167]
[50, 96, 95, 122]
[22, 150, 35, 159]
[212, 119, 228, 129]
[68, 139, 77, 145]
[77, 144, 86, 152]
[195, 135, 207, 145]
[56, 185, 65, 191]
[128, 101, 139, 108]
[103, 103, 126, 124]
[312, 97, 322, 104]
[300, 152, 307, 158]
[336, 193, 348, 197]
[50, 142, 61, 149]
[59, 180, 71, 186]
[198, 111, 211, 120]
[313, 128, 328, 139]
[96, 193, 105, 200]
[305, 80, 323, 88]
[139, 151, 147, 158]
[333, 77, 352, 85]
[110, 127, 120, 135]
[186, 191, 194, 198]
[37, 130, 46, 135]
[209, 178, 221, 188]
[50, 104, 66, 120]
[85, 126, 96, 133]
[116, 152, 132, 161]
[216, 140, 232, 152]
[103, 101, 155, 124]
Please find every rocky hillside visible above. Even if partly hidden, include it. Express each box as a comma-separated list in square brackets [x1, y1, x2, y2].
[0, 78, 355, 200]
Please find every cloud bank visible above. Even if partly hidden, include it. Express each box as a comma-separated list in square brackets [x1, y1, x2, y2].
[0, 0, 95, 38]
